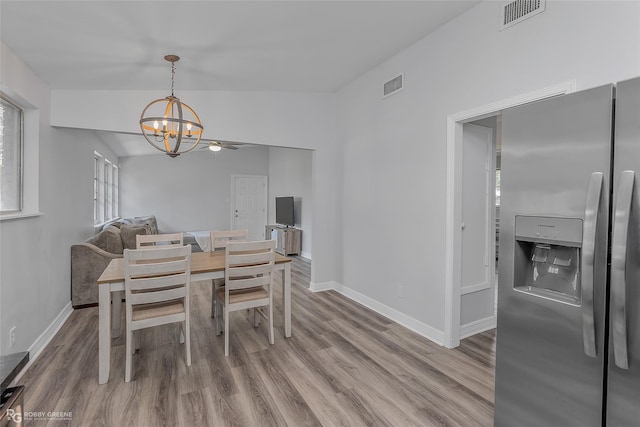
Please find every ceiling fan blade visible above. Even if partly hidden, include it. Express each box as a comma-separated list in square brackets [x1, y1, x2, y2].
[200, 141, 241, 151]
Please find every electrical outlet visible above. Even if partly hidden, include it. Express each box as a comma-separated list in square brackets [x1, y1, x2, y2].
[397, 285, 404, 298]
[9, 326, 16, 348]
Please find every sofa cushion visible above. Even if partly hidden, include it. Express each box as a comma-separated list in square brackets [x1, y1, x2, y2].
[86, 226, 124, 254]
[120, 224, 149, 250]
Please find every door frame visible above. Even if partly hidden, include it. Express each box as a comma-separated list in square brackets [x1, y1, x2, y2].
[443, 80, 576, 348]
[230, 174, 268, 238]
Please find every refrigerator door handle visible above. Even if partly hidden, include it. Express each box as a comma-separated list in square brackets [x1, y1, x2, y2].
[611, 170, 634, 370]
[582, 172, 603, 358]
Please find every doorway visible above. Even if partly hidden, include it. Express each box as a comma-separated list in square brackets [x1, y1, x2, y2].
[459, 119, 498, 336]
[443, 81, 577, 348]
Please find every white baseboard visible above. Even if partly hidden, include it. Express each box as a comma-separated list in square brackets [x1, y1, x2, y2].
[311, 281, 444, 346]
[460, 314, 497, 339]
[11, 301, 73, 385]
[309, 280, 339, 292]
[300, 251, 312, 260]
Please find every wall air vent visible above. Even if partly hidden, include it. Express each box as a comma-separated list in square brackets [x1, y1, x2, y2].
[500, 0, 546, 30]
[383, 74, 404, 99]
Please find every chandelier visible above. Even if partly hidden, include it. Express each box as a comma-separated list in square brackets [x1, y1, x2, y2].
[139, 55, 204, 158]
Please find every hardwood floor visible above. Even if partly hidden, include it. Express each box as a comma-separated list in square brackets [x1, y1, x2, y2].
[19, 257, 496, 426]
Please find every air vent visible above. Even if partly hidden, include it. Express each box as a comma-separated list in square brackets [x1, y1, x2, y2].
[500, 0, 546, 30]
[383, 74, 404, 99]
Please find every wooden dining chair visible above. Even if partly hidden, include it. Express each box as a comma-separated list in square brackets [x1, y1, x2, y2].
[123, 245, 192, 382]
[136, 232, 184, 249]
[215, 240, 275, 356]
[209, 229, 248, 317]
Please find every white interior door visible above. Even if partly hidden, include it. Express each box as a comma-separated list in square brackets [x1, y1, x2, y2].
[232, 175, 267, 241]
[461, 123, 493, 294]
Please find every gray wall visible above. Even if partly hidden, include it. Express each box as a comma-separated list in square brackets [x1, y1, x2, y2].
[119, 146, 269, 233]
[267, 147, 313, 258]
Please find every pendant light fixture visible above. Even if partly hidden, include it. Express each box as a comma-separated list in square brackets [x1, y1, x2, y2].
[139, 55, 204, 158]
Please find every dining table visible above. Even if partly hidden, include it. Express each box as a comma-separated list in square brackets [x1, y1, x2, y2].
[96, 250, 292, 384]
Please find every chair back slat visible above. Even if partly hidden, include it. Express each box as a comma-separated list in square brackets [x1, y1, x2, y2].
[129, 287, 186, 305]
[136, 232, 184, 249]
[128, 259, 189, 278]
[227, 251, 274, 268]
[128, 271, 188, 292]
[210, 229, 248, 251]
[227, 263, 272, 279]
[126, 244, 187, 261]
[226, 275, 272, 291]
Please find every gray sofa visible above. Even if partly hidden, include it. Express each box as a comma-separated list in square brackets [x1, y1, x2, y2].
[71, 215, 158, 308]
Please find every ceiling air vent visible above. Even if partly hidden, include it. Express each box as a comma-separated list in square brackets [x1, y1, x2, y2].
[500, 0, 546, 30]
[383, 74, 404, 99]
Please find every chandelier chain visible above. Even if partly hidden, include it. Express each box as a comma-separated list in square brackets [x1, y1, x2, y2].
[170, 61, 175, 96]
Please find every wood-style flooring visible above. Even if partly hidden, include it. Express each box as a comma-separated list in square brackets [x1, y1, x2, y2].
[18, 257, 496, 426]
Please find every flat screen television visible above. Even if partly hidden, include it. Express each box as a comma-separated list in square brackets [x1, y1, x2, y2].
[275, 196, 295, 227]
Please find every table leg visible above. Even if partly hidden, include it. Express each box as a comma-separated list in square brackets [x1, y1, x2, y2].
[111, 291, 123, 338]
[98, 284, 111, 384]
[111, 291, 124, 338]
[284, 263, 291, 337]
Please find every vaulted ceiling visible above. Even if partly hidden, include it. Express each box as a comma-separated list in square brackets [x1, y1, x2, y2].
[1, 1, 479, 93]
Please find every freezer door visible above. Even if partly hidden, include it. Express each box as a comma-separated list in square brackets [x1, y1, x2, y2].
[607, 76, 640, 426]
[494, 84, 613, 426]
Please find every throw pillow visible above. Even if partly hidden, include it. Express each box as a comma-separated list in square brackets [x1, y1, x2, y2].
[121, 215, 158, 235]
[120, 224, 149, 250]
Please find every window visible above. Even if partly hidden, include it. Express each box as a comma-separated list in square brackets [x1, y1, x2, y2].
[94, 151, 119, 224]
[0, 95, 23, 213]
[94, 154, 100, 223]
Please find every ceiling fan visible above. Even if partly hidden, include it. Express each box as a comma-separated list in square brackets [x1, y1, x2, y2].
[197, 138, 243, 152]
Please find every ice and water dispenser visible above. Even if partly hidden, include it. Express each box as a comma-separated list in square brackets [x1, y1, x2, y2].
[513, 216, 583, 305]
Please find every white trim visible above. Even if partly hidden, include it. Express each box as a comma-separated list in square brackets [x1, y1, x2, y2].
[460, 315, 497, 339]
[10, 302, 73, 386]
[0, 211, 43, 221]
[309, 280, 337, 292]
[461, 282, 491, 295]
[312, 281, 444, 346]
[300, 251, 312, 260]
[444, 80, 577, 349]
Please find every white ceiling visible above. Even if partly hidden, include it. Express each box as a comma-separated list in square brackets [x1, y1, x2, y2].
[1, 0, 479, 93]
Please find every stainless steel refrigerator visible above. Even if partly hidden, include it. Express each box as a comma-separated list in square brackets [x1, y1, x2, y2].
[494, 76, 640, 426]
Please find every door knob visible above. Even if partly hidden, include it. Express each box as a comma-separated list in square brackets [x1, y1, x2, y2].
[461, 223, 466, 230]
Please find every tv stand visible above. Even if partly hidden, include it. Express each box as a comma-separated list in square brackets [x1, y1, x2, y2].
[266, 225, 301, 256]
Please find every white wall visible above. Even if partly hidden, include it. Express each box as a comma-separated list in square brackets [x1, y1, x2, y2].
[50, 90, 339, 285]
[337, 1, 640, 340]
[119, 146, 269, 233]
[0, 43, 118, 356]
[267, 147, 313, 258]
